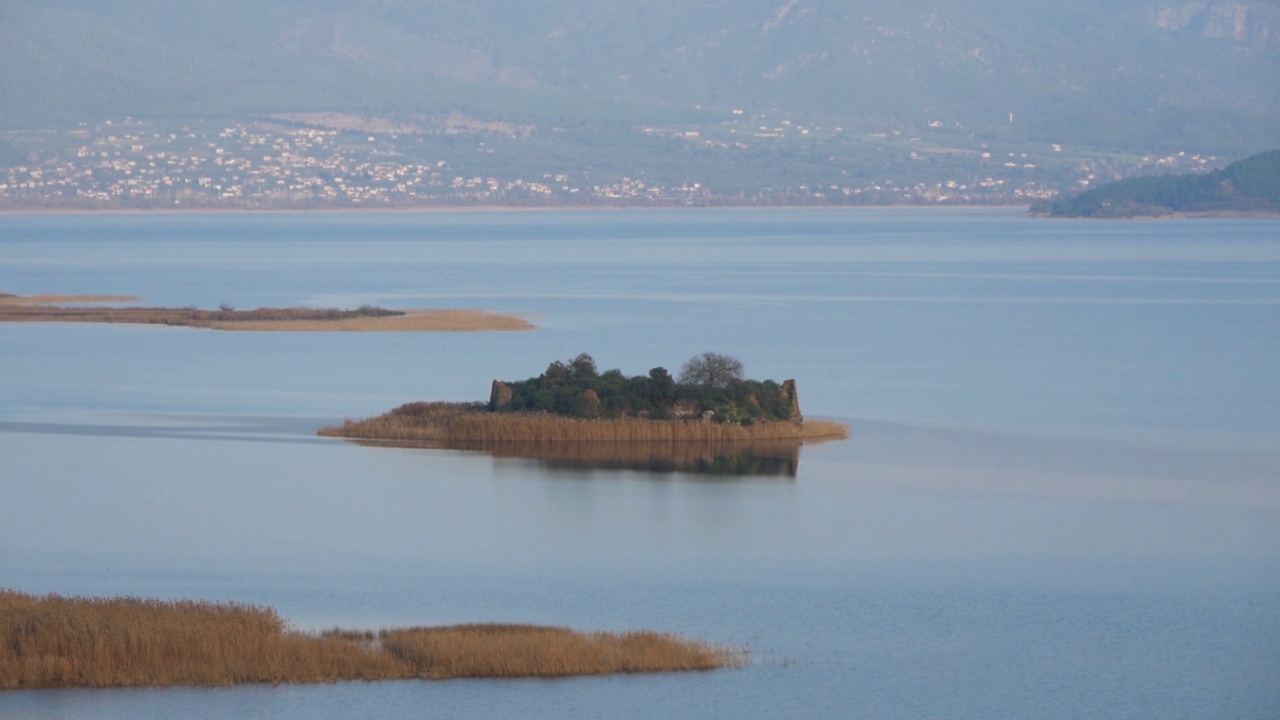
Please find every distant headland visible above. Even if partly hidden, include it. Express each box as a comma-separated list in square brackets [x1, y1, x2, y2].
[1031, 149, 1280, 219]
[0, 293, 534, 332]
[320, 352, 850, 446]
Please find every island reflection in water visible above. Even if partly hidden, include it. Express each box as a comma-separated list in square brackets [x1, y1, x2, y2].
[344, 438, 834, 478]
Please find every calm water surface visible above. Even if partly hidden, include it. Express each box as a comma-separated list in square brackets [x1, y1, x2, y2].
[1, 209, 1278, 719]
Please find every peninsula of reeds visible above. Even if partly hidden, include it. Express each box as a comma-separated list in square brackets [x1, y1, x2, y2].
[320, 353, 850, 445]
[0, 590, 743, 690]
[0, 292, 534, 332]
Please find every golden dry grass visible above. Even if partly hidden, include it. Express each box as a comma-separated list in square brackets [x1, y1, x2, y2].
[379, 625, 741, 679]
[0, 300, 534, 332]
[0, 590, 742, 690]
[0, 591, 403, 689]
[320, 402, 849, 444]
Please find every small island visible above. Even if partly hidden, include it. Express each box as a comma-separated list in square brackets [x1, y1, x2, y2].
[0, 293, 534, 332]
[1031, 149, 1280, 218]
[321, 352, 849, 448]
[0, 590, 742, 689]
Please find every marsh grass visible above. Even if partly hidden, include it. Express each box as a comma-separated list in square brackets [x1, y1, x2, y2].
[0, 591, 403, 689]
[320, 402, 849, 444]
[0, 299, 534, 332]
[0, 591, 742, 690]
[380, 625, 742, 679]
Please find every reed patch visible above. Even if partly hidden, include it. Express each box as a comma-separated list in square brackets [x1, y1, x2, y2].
[0, 590, 743, 690]
[378, 624, 740, 679]
[320, 401, 849, 444]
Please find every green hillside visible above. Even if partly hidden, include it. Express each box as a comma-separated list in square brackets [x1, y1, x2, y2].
[1032, 150, 1280, 217]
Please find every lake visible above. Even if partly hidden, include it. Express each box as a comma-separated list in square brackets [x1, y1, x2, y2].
[1, 208, 1278, 719]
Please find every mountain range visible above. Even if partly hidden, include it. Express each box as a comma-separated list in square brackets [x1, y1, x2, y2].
[2, 0, 1277, 158]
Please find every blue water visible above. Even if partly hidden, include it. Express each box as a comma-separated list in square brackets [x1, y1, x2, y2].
[1, 208, 1278, 719]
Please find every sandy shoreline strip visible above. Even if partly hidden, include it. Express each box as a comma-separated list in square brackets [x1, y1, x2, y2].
[0, 293, 142, 305]
[209, 309, 535, 332]
[0, 294, 535, 332]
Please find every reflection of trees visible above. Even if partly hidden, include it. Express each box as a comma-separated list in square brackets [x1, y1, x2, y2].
[347, 438, 823, 478]
[479, 440, 801, 477]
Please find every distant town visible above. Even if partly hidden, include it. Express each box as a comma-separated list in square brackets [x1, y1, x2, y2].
[0, 114, 1220, 210]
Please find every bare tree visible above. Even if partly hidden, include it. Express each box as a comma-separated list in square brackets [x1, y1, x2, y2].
[678, 352, 744, 388]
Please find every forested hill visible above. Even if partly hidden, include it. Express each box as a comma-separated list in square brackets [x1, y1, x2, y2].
[1032, 150, 1280, 218]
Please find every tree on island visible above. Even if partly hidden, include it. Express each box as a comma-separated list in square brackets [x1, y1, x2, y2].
[648, 366, 676, 403]
[569, 352, 599, 378]
[678, 352, 744, 389]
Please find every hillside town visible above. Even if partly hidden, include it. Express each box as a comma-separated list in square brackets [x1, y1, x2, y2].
[0, 116, 1218, 210]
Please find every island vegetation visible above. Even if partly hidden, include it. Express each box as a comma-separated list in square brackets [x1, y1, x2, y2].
[1032, 149, 1280, 218]
[0, 293, 534, 332]
[0, 589, 743, 689]
[321, 353, 849, 445]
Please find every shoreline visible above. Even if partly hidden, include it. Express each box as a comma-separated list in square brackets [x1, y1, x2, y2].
[0, 293, 142, 305]
[320, 401, 850, 445]
[5, 204, 1274, 220]
[0, 204, 1031, 217]
[0, 296, 535, 332]
[1031, 209, 1280, 221]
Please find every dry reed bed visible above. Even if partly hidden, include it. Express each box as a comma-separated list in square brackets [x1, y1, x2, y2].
[0, 590, 742, 690]
[0, 301, 534, 332]
[376, 624, 738, 679]
[0, 591, 400, 689]
[320, 402, 849, 444]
